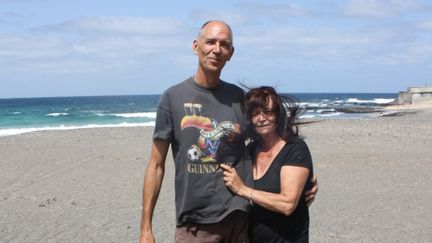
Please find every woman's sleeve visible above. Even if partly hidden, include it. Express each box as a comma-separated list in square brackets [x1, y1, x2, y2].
[282, 139, 313, 171]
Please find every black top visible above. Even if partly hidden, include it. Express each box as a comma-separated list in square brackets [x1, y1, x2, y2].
[249, 138, 314, 243]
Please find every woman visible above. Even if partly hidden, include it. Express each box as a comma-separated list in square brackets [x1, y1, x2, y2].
[220, 86, 314, 242]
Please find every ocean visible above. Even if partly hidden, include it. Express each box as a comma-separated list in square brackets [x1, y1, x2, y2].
[0, 93, 397, 137]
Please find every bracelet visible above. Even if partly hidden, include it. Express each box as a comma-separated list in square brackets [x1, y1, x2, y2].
[248, 189, 254, 206]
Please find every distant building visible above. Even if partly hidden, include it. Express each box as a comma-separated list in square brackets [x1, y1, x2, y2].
[398, 85, 432, 104]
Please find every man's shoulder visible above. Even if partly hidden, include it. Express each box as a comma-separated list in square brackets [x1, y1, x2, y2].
[219, 80, 245, 95]
[220, 79, 242, 89]
[164, 77, 193, 94]
[157, 77, 192, 107]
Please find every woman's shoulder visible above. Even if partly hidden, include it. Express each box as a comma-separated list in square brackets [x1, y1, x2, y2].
[285, 137, 309, 151]
[280, 137, 312, 165]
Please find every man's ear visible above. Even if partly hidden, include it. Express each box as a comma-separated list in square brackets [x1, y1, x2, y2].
[192, 40, 198, 55]
[227, 46, 235, 61]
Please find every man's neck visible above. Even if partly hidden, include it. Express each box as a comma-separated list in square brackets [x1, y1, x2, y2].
[193, 69, 221, 88]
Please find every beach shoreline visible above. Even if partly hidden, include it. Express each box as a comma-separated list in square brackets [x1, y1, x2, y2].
[1, 107, 431, 242]
[0, 93, 398, 138]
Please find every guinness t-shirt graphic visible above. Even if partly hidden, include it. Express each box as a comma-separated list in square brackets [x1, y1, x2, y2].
[181, 102, 242, 174]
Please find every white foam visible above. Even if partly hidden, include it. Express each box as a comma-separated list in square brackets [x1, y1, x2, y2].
[346, 98, 369, 103]
[0, 122, 155, 137]
[316, 109, 336, 113]
[346, 98, 395, 104]
[110, 112, 157, 118]
[46, 113, 69, 117]
[300, 114, 316, 119]
[373, 98, 395, 104]
[319, 112, 343, 117]
[301, 102, 328, 108]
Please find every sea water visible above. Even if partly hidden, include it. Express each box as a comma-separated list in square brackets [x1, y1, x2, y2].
[0, 93, 397, 137]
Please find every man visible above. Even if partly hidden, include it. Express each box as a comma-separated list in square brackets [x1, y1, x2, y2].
[139, 20, 317, 243]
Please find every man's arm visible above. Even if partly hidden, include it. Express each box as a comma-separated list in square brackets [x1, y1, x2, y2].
[139, 139, 170, 243]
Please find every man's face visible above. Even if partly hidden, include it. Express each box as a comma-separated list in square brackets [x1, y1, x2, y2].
[193, 22, 234, 74]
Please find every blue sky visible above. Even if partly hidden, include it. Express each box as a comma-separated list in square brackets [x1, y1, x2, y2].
[1, 0, 432, 98]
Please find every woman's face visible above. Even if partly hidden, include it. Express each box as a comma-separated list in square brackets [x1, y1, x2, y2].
[251, 99, 277, 137]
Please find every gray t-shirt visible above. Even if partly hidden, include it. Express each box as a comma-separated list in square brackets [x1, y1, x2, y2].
[153, 77, 252, 225]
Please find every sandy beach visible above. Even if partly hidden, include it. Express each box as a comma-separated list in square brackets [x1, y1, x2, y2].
[1, 107, 432, 242]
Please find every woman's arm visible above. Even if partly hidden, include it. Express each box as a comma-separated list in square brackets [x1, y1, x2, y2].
[221, 164, 309, 216]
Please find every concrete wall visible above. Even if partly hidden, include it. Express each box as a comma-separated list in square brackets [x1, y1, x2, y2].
[398, 87, 432, 104]
[407, 87, 432, 93]
[397, 92, 408, 104]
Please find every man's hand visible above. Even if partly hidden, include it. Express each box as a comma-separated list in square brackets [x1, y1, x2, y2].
[304, 175, 318, 207]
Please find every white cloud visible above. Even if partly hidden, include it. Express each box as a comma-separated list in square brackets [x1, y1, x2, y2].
[34, 17, 190, 35]
[189, 3, 308, 28]
[0, 11, 31, 26]
[0, 16, 195, 76]
[341, 0, 425, 18]
[238, 3, 308, 18]
[235, 25, 407, 62]
[0, 35, 68, 59]
[417, 20, 432, 31]
[189, 9, 247, 26]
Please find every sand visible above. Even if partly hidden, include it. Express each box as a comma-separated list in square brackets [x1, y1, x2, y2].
[1, 107, 432, 242]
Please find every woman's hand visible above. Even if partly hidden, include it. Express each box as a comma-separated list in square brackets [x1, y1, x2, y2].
[220, 164, 247, 196]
